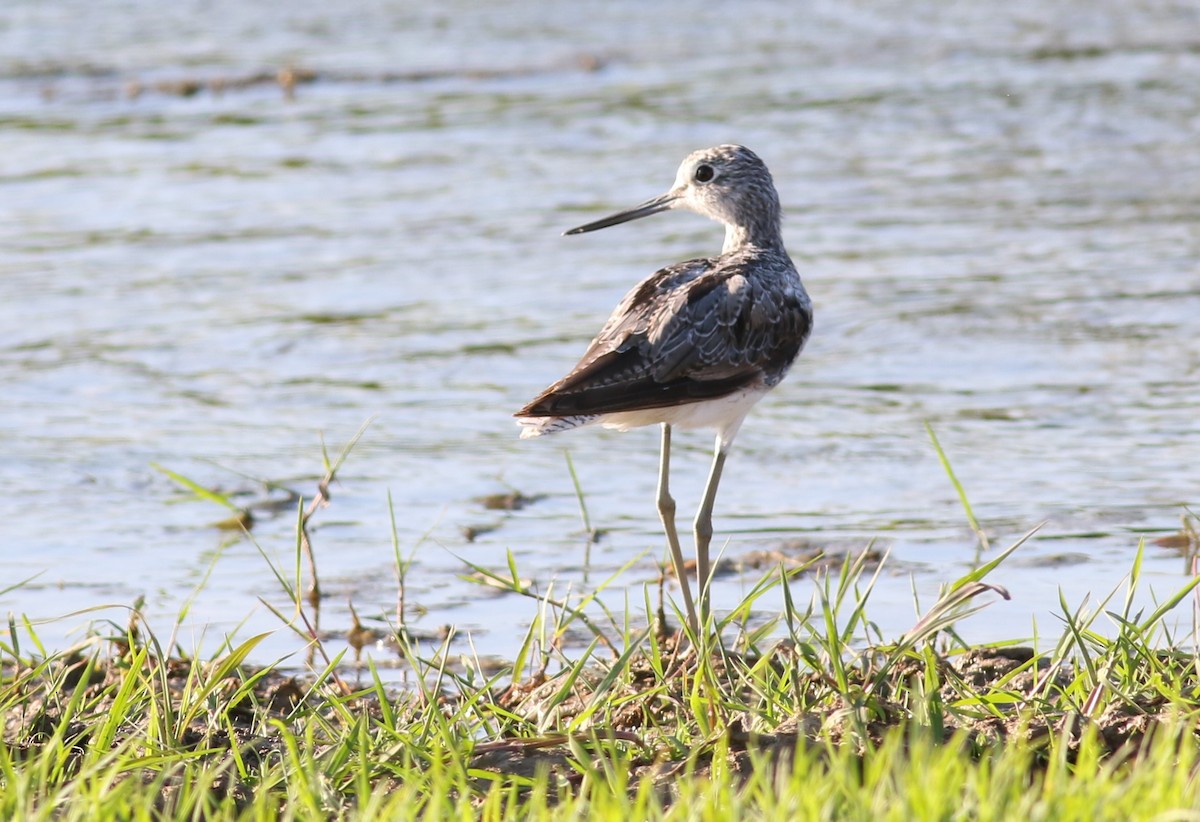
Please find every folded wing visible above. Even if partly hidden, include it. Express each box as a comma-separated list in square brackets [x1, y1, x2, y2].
[517, 253, 811, 419]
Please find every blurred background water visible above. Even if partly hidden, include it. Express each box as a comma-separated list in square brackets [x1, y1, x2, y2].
[2, 0, 1198, 670]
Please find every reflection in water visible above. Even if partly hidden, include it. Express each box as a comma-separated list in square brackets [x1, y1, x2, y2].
[1, 1, 1199, 670]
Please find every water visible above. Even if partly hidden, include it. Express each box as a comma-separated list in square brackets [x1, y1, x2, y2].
[2, 0, 1199, 670]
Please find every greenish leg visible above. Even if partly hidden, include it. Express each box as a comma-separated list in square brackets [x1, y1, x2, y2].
[657, 423, 699, 633]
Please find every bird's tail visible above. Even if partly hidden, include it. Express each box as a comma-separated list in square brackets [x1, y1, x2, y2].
[515, 414, 597, 439]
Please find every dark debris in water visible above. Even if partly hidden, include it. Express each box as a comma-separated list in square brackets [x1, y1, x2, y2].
[1012, 551, 1091, 568]
[212, 510, 255, 531]
[461, 522, 501, 542]
[659, 540, 886, 581]
[743, 539, 887, 573]
[1153, 515, 1199, 555]
[37, 54, 613, 105]
[477, 491, 545, 511]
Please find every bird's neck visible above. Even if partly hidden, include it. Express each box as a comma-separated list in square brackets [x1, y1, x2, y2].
[723, 221, 784, 254]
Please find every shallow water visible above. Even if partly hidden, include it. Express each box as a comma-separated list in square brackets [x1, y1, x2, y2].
[2, 0, 1199, 670]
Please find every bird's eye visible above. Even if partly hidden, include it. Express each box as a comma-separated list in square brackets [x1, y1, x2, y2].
[693, 164, 715, 183]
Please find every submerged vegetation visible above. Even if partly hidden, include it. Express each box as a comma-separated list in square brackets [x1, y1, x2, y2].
[5, 437, 1200, 819]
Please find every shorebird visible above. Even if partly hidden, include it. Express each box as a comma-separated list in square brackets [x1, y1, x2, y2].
[515, 145, 813, 632]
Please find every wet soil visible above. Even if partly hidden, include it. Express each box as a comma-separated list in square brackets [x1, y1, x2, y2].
[8, 634, 1196, 811]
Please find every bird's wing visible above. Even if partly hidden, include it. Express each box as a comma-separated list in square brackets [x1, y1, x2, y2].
[517, 255, 812, 419]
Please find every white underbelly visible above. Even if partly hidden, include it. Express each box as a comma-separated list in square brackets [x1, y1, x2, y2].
[598, 387, 770, 447]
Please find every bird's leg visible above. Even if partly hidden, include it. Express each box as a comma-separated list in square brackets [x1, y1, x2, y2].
[657, 423, 699, 633]
[693, 436, 728, 625]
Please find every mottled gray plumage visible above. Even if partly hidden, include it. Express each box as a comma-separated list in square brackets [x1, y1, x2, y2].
[516, 248, 808, 432]
[515, 144, 813, 632]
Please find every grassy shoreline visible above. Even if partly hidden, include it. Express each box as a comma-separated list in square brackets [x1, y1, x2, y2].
[5, 528, 1200, 820]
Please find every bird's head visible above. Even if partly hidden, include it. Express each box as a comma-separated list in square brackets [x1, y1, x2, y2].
[564, 145, 782, 248]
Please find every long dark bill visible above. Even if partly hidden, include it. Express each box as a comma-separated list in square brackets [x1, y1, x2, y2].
[563, 191, 678, 236]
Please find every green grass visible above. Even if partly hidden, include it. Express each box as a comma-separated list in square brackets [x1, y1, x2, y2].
[5, 532, 1200, 820]
[5, 439, 1200, 819]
